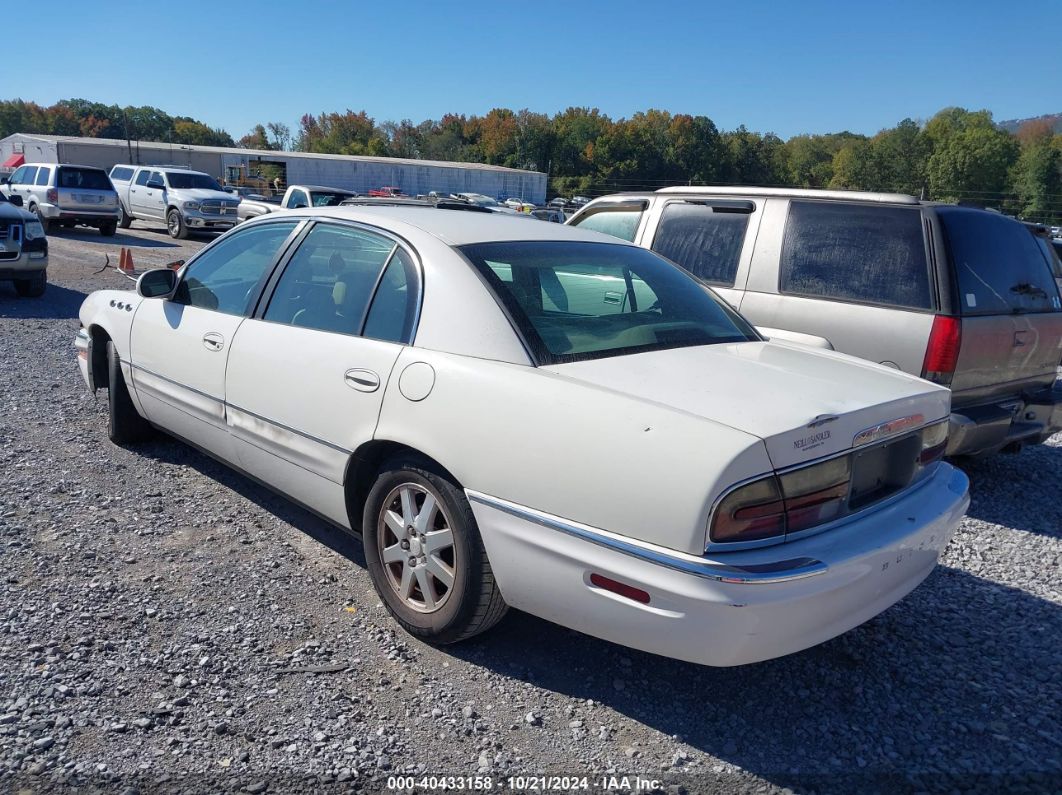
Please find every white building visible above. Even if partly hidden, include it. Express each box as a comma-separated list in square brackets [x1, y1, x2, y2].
[0, 133, 547, 203]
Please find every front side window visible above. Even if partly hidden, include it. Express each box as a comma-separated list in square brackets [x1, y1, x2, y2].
[263, 223, 398, 335]
[8, 167, 27, 184]
[570, 205, 644, 242]
[35, 168, 50, 186]
[780, 202, 933, 310]
[174, 221, 299, 315]
[460, 241, 758, 364]
[940, 208, 1061, 315]
[651, 202, 751, 286]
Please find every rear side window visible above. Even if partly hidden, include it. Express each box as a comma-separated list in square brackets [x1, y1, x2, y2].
[940, 209, 1061, 315]
[780, 202, 932, 310]
[110, 166, 134, 182]
[35, 168, 50, 186]
[651, 202, 751, 286]
[134, 170, 151, 187]
[570, 206, 644, 242]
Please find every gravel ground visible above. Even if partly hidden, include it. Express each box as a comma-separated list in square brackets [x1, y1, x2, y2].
[0, 222, 1059, 794]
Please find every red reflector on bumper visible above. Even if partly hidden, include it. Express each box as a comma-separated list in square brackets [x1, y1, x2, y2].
[589, 573, 651, 604]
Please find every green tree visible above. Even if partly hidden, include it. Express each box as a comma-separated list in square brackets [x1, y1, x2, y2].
[924, 108, 1019, 202]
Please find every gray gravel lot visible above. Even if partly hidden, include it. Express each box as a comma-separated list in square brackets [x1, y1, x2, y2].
[0, 222, 1059, 794]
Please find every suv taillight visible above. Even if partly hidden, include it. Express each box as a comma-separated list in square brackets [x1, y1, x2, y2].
[922, 316, 962, 385]
[46, 188, 58, 204]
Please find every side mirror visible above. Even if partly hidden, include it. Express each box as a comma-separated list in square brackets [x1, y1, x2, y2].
[137, 268, 179, 299]
[146, 179, 165, 190]
[8, 194, 23, 207]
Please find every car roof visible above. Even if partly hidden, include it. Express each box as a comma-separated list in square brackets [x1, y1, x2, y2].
[654, 185, 920, 204]
[267, 205, 635, 247]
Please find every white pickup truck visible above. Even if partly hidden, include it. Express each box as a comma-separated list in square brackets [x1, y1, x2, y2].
[108, 165, 240, 239]
[237, 185, 359, 222]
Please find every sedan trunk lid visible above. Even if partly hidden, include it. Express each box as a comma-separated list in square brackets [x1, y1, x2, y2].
[543, 341, 951, 470]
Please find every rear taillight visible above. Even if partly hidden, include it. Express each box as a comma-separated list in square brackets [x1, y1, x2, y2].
[710, 420, 950, 547]
[922, 316, 962, 385]
[46, 188, 58, 204]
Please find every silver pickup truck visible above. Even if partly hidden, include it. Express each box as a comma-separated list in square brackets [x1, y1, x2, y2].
[0, 194, 49, 297]
[109, 165, 240, 239]
[237, 185, 359, 222]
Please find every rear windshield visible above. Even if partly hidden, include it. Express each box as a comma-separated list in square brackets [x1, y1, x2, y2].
[310, 191, 354, 207]
[569, 206, 644, 242]
[57, 167, 113, 191]
[165, 172, 223, 191]
[780, 201, 933, 310]
[460, 241, 758, 365]
[940, 208, 1062, 315]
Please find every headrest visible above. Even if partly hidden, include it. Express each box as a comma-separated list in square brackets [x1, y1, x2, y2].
[332, 281, 347, 306]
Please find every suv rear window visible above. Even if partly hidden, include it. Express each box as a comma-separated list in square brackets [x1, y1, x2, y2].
[651, 202, 751, 286]
[57, 167, 113, 191]
[780, 202, 933, 310]
[940, 208, 1061, 315]
[110, 166, 134, 182]
[570, 205, 645, 242]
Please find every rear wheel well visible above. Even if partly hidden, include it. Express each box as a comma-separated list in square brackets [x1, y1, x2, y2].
[88, 325, 112, 390]
[344, 441, 460, 533]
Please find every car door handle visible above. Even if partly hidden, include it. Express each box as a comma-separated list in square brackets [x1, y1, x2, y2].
[344, 368, 380, 392]
[1013, 331, 1031, 347]
[202, 332, 225, 351]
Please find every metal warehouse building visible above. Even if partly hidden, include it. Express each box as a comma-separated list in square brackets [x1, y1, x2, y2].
[0, 133, 547, 203]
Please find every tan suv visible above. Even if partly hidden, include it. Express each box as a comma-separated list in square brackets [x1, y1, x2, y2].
[569, 187, 1062, 458]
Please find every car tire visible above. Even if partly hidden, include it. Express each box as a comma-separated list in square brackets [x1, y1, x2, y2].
[363, 459, 508, 644]
[118, 204, 131, 229]
[13, 271, 46, 298]
[31, 205, 54, 235]
[100, 221, 117, 237]
[106, 341, 153, 444]
[167, 208, 188, 240]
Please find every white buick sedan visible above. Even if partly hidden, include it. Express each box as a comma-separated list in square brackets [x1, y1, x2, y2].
[75, 208, 970, 666]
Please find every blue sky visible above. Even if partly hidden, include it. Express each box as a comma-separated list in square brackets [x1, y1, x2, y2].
[8, 0, 1060, 140]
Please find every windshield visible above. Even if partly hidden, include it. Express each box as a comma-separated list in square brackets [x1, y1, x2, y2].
[463, 194, 499, 207]
[310, 191, 353, 207]
[165, 172, 223, 191]
[460, 241, 759, 365]
[939, 208, 1061, 315]
[57, 167, 113, 191]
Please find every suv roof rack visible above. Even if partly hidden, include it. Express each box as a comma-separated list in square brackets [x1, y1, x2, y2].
[655, 185, 920, 205]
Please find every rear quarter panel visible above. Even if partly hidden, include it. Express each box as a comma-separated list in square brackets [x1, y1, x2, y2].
[374, 347, 772, 555]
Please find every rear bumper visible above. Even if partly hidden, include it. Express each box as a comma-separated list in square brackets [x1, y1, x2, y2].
[467, 463, 969, 667]
[39, 203, 119, 222]
[948, 381, 1062, 455]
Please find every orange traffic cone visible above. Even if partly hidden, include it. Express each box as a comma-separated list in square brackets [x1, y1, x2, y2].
[126, 249, 136, 273]
[117, 248, 131, 272]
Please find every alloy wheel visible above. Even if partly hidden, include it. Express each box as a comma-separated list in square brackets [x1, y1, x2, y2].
[376, 482, 456, 613]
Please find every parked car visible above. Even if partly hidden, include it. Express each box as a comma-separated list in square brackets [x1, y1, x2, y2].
[109, 165, 239, 239]
[1, 163, 120, 236]
[530, 207, 566, 223]
[0, 192, 48, 296]
[1027, 222, 1062, 296]
[453, 193, 518, 214]
[569, 187, 1062, 458]
[238, 185, 359, 221]
[368, 186, 405, 198]
[74, 207, 969, 667]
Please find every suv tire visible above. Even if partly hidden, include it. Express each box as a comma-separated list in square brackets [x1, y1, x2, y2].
[99, 221, 117, 237]
[13, 271, 46, 298]
[32, 205, 54, 235]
